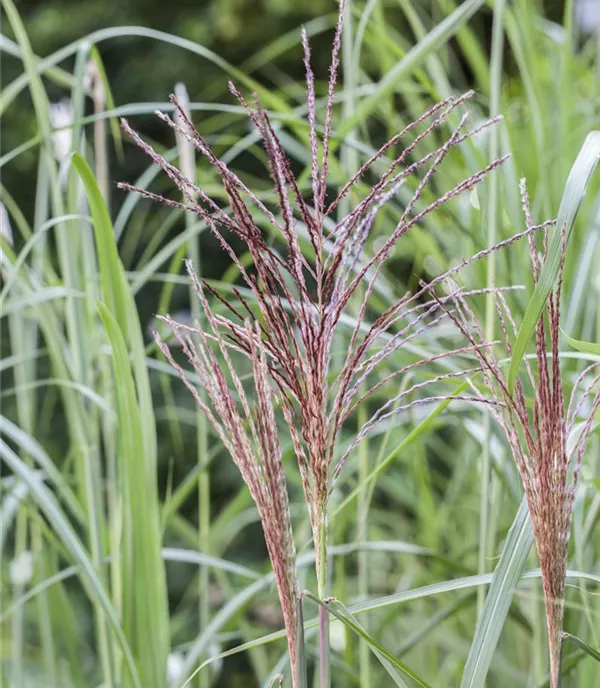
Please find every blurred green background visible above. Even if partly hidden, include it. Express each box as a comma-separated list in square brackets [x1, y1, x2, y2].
[2, 0, 574, 219]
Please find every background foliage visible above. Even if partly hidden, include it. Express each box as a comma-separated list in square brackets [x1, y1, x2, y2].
[1, 0, 599, 687]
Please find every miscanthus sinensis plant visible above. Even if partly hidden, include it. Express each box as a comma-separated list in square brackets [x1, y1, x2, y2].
[430, 181, 600, 688]
[117, 1, 553, 683]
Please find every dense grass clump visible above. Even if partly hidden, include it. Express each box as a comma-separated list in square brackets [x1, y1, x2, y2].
[1, 0, 599, 686]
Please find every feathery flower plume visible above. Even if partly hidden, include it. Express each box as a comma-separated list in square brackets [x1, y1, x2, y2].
[120, 0, 516, 679]
[155, 289, 300, 682]
[429, 181, 599, 688]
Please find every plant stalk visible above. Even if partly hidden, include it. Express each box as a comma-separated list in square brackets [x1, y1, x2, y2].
[479, 0, 505, 617]
[317, 510, 330, 688]
[357, 400, 370, 687]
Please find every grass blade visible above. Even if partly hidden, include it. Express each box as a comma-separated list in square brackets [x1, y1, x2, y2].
[333, 382, 468, 517]
[1, 548, 263, 625]
[508, 132, 600, 391]
[562, 331, 600, 356]
[89, 46, 124, 161]
[460, 498, 534, 688]
[303, 591, 430, 688]
[73, 152, 158, 457]
[561, 633, 600, 664]
[73, 151, 169, 687]
[71, 153, 127, 326]
[295, 597, 308, 688]
[98, 303, 169, 688]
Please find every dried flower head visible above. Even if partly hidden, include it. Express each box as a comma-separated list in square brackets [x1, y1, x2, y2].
[120, 0, 519, 679]
[155, 294, 300, 681]
[430, 181, 599, 688]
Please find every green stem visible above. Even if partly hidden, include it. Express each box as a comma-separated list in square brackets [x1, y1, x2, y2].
[317, 511, 330, 688]
[342, 2, 370, 682]
[479, 0, 505, 617]
[197, 414, 210, 688]
[34, 525, 57, 687]
[173, 82, 211, 688]
[357, 402, 370, 687]
[91, 59, 109, 207]
[11, 512, 26, 687]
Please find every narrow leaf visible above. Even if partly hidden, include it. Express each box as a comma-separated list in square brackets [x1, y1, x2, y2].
[334, 382, 468, 517]
[562, 330, 600, 356]
[561, 633, 600, 663]
[72, 153, 127, 327]
[295, 597, 308, 688]
[461, 498, 534, 688]
[98, 303, 169, 688]
[89, 46, 124, 161]
[304, 591, 430, 688]
[508, 132, 600, 390]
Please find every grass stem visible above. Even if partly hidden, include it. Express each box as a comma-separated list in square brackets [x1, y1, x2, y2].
[318, 512, 330, 688]
[479, 0, 505, 617]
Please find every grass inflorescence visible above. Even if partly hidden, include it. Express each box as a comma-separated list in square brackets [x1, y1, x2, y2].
[1, 0, 599, 686]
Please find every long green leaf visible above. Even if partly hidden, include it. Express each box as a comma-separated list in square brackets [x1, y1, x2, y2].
[0, 287, 84, 317]
[295, 597, 308, 688]
[460, 498, 534, 688]
[334, 382, 467, 517]
[72, 154, 127, 326]
[73, 150, 168, 686]
[508, 132, 600, 391]
[348, 568, 600, 615]
[98, 303, 169, 688]
[1, 26, 295, 131]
